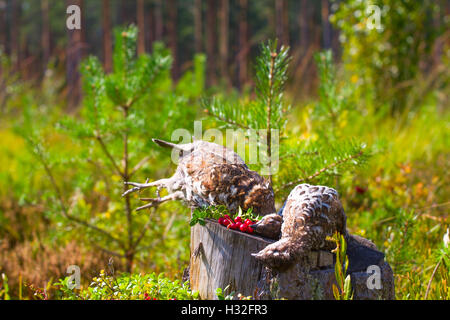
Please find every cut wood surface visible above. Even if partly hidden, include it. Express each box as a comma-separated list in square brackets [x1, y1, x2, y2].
[189, 218, 395, 300]
[189, 218, 273, 299]
[189, 218, 334, 299]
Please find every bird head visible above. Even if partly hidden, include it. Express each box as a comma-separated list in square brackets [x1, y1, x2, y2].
[250, 213, 282, 240]
[152, 138, 194, 161]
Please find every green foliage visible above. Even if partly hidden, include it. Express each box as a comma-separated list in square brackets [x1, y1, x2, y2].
[205, 42, 368, 199]
[190, 206, 262, 227]
[275, 49, 369, 197]
[330, 0, 447, 112]
[12, 24, 205, 275]
[216, 285, 252, 300]
[54, 270, 198, 300]
[254, 40, 292, 132]
[233, 206, 262, 223]
[0, 274, 10, 300]
[331, 232, 353, 300]
[215, 286, 234, 300]
[313, 50, 354, 135]
[1, 19, 448, 300]
[190, 205, 228, 226]
[204, 40, 292, 181]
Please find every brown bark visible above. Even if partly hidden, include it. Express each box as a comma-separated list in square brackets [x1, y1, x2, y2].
[205, 0, 217, 86]
[321, 0, 331, 49]
[10, 0, 20, 70]
[238, 0, 248, 89]
[119, 0, 135, 25]
[145, 3, 154, 52]
[298, 0, 309, 55]
[0, 0, 7, 54]
[218, 0, 229, 85]
[102, 0, 112, 72]
[137, 0, 146, 55]
[154, 0, 163, 41]
[66, 0, 85, 110]
[194, 0, 202, 53]
[275, 0, 289, 47]
[167, 0, 178, 80]
[41, 0, 51, 71]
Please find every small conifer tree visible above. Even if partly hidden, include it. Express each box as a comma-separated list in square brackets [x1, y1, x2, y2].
[21, 25, 205, 272]
[204, 41, 369, 201]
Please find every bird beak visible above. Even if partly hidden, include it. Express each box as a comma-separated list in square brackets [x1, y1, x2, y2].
[152, 138, 191, 152]
[248, 221, 261, 231]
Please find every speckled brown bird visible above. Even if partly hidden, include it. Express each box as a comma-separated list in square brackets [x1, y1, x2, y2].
[122, 139, 276, 215]
[251, 183, 347, 271]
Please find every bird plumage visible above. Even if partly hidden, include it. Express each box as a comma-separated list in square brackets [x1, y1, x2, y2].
[252, 183, 347, 271]
[123, 139, 276, 215]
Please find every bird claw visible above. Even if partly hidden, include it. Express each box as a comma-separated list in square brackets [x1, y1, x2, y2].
[122, 185, 141, 197]
[122, 180, 151, 197]
[136, 201, 159, 211]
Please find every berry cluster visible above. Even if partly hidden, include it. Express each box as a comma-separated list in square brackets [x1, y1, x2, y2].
[217, 215, 258, 234]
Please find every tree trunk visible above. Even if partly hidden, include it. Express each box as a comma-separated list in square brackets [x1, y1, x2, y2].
[10, 0, 20, 71]
[154, 0, 163, 41]
[189, 219, 274, 299]
[119, 0, 135, 25]
[205, 0, 217, 86]
[167, 0, 178, 80]
[189, 219, 395, 300]
[137, 0, 146, 55]
[194, 0, 202, 53]
[237, 0, 248, 89]
[0, 0, 7, 54]
[218, 0, 229, 85]
[102, 0, 112, 72]
[275, 0, 289, 47]
[66, 0, 85, 110]
[41, 0, 51, 73]
[321, 0, 331, 49]
[145, 3, 154, 52]
[298, 0, 309, 55]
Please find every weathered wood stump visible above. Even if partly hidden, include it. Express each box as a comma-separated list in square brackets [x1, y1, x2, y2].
[189, 219, 395, 300]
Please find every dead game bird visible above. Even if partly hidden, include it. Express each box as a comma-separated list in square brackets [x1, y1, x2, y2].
[251, 183, 347, 271]
[122, 138, 276, 215]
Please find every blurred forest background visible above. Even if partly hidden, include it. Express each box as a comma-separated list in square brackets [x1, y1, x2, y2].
[0, 0, 449, 300]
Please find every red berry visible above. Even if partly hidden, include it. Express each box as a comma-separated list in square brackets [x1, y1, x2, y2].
[239, 224, 247, 232]
[235, 216, 242, 223]
[244, 219, 252, 225]
[355, 186, 367, 194]
[223, 219, 230, 226]
[224, 214, 230, 219]
[218, 217, 225, 225]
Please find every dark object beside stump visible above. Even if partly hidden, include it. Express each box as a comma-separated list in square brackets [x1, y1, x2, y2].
[189, 219, 395, 300]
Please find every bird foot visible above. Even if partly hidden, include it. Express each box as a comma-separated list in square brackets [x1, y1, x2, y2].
[122, 180, 152, 197]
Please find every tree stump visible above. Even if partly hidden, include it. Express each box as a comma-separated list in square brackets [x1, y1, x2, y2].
[189, 218, 395, 300]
